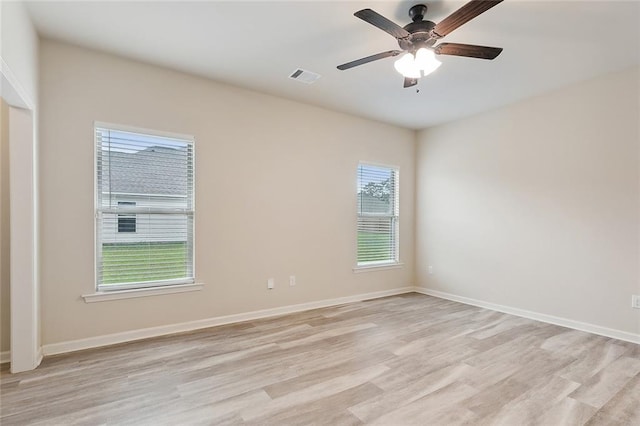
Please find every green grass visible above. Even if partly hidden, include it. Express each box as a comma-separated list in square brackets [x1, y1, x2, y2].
[101, 242, 188, 285]
[102, 234, 388, 285]
[357, 231, 394, 263]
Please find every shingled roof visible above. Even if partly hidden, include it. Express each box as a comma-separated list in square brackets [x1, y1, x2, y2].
[101, 146, 189, 196]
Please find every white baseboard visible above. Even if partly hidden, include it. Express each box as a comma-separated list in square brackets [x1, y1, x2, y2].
[415, 287, 640, 345]
[42, 286, 415, 356]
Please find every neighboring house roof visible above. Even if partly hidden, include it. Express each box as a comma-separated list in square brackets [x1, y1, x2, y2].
[102, 146, 189, 196]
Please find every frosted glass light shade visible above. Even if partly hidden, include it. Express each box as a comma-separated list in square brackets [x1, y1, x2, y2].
[415, 48, 441, 76]
[393, 53, 421, 79]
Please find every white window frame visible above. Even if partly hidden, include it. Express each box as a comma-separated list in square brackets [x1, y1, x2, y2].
[355, 161, 400, 270]
[94, 121, 196, 292]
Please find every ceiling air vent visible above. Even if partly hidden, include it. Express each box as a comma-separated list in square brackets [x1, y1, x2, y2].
[289, 68, 321, 84]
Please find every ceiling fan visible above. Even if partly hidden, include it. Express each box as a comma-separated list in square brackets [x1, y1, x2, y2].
[337, 0, 504, 88]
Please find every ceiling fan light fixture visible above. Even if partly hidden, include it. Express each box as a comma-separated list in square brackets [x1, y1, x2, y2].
[393, 48, 441, 79]
[394, 53, 421, 78]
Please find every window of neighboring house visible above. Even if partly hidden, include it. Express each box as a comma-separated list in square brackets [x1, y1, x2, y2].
[117, 201, 137, 233]
[95, 123, 195, 291]
[357, 163, 399, 266]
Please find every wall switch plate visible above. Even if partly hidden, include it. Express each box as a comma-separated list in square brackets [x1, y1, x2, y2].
[267, 278, 274, 290]
[632, 295, 640, 309]
[428, 266, 433, 275]
[289, 275, 296, 286]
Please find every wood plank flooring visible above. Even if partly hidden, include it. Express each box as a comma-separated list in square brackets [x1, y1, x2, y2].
[1, 293, 639, 425]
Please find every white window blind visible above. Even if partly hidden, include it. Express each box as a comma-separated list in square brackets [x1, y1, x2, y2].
[95, 125, 195, 291]
[357, 163, 399, 266]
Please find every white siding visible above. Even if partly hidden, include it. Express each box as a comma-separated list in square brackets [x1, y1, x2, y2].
[100, 194, 188, 244]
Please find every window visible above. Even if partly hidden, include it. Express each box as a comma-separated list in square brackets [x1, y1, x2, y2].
[357, 163, 399, 266]
[95, 124, 195, 291]
[117, 201, 136, 233]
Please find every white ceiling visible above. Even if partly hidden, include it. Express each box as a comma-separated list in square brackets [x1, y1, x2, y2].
[26, 0, 640, 129]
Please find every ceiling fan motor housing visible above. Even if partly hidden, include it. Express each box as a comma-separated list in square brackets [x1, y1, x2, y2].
[399, 20, 436, 51]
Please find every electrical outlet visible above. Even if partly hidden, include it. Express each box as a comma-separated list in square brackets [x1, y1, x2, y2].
[289, 275, 296, 286]
[428, 266, 433, 275]
[632, 295, 640, 309]
[267, 278, 274, 290]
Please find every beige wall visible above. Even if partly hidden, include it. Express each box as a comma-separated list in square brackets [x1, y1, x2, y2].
[39, 40, 415, 345]
[417, 66, 640, 335]
[0, 99, 9, 353]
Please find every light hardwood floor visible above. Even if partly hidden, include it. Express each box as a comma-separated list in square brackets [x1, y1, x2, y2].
[1, 293, 639, 425]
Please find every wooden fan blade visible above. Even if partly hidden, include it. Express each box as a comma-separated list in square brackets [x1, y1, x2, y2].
[354, 9, 411, 39]
[433, 0, 503, 38]
[435, 43, 503, 60]
[403, 77, 418, 88]
[337, 50, 402, 70]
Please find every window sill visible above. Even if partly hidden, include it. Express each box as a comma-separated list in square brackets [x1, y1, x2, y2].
[353, 262, 404, 273]
[82, 283, 203, 303]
